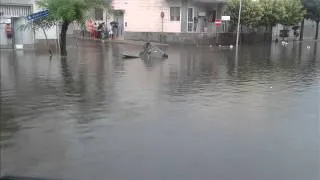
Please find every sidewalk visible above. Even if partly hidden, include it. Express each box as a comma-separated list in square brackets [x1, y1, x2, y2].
[76, 36, 169, 46]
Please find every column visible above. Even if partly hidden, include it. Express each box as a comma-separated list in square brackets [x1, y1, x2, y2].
[180, 0, 188, 33]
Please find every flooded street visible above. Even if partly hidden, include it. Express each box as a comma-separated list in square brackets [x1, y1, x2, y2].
[1, 41, 319, 180]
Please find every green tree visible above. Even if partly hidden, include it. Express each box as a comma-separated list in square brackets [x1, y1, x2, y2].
[303, 0, 320, 39]
[36, 0, 110, 56]
[227, 0, 305, 32]
[19, 16, 58, 54]
[259, 0, 281, 31]
[278, 0, 305, 28]
[228, 0, 263, 30]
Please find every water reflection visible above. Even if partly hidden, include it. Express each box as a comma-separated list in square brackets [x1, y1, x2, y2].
[0, 41, 319, 180]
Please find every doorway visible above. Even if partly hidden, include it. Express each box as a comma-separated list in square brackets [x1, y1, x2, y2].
[12, 17, 34, 48]
[0, 18, 13, 49]
[187, 8, 194, 32]
[113, 10, 124, 39]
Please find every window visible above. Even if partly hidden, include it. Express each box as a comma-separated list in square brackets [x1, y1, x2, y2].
[95, 8, 103, 20]
[170, 7, 180, 21]
[208, 11, 216, 22]
[188, 8, 193, 22]
[187, 8, 193, 32]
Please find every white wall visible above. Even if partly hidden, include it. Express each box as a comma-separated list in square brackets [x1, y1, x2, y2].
[35, 27, 58, 39]
[33, 2, 58, 40]
[113, 0, 181, 33]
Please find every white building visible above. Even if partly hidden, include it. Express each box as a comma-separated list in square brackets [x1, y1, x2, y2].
[0, 0, 34, 48]
[110, 0, 228, 43]
[0, 0, 62, 49]
[112, 0, 227, 33]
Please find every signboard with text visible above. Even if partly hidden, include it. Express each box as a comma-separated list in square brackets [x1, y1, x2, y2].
[221, 16, 230, 21]
[26, 10, 49, 21]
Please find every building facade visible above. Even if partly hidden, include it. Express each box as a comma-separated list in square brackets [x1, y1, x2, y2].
[111, 0, 227, 43]
[113, 0, 227, 33]
[0, 0, 34, 48]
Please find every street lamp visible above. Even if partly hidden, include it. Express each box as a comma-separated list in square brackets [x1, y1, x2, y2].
[236, 0, 242, 47]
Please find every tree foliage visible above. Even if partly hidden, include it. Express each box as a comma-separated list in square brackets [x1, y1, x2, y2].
[228, 0, 262, 27]
[31, 0, 110, 56]
[278, 0, 305, 27]
[259, 0, 281, 28]
[227, 0, 305, 30]
[303, 0, 320, 22]
[302, 0, 320, 39]
[37, 0, 109, 24]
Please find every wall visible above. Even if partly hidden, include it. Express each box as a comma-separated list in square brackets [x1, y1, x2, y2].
[124, 31, 272, 45]
[113, 0, 181, 33]
[272, 20, 317, 40]
[124, 31, 215, 45]
[33, 2, 58, 40]
[217, 32, 272, 45]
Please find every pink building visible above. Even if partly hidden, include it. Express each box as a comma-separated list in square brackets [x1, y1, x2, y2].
[111, 0, 227, 43]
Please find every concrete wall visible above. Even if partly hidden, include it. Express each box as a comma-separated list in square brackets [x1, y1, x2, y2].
[124, 31, 215, 45]
[272, 20, 317, 40]
[217, 32, 272, 45]
[124, 31, 272, 45]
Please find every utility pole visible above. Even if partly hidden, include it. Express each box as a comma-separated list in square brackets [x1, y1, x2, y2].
[236, 0, 242, 47]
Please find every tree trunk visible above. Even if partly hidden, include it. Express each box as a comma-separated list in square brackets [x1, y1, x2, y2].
[299, 19, 304, 41]
[60, 21, 70, 56]
[315, 21, 319, 40]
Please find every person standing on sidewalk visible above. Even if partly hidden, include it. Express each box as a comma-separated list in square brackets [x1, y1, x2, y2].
[97, 22, 105, 39]
[87, 20, 94, 38]
[110, 22, 118, 39]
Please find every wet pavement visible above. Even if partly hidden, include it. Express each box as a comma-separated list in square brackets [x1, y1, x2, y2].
[1, 40, 319, 180]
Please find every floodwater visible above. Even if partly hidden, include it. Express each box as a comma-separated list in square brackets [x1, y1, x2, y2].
[1, 40, 319, 180]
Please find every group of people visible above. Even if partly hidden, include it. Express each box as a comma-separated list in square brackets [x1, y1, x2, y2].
[86, 20, 119, 40]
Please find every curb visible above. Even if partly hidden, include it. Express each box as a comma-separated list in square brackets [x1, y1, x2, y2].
[75, 37, 169, 46]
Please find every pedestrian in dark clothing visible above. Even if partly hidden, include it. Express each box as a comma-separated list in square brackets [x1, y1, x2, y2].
[97, 23, 105, 39]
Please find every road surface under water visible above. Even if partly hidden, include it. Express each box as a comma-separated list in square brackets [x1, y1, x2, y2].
[1, 41, 319, 180]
